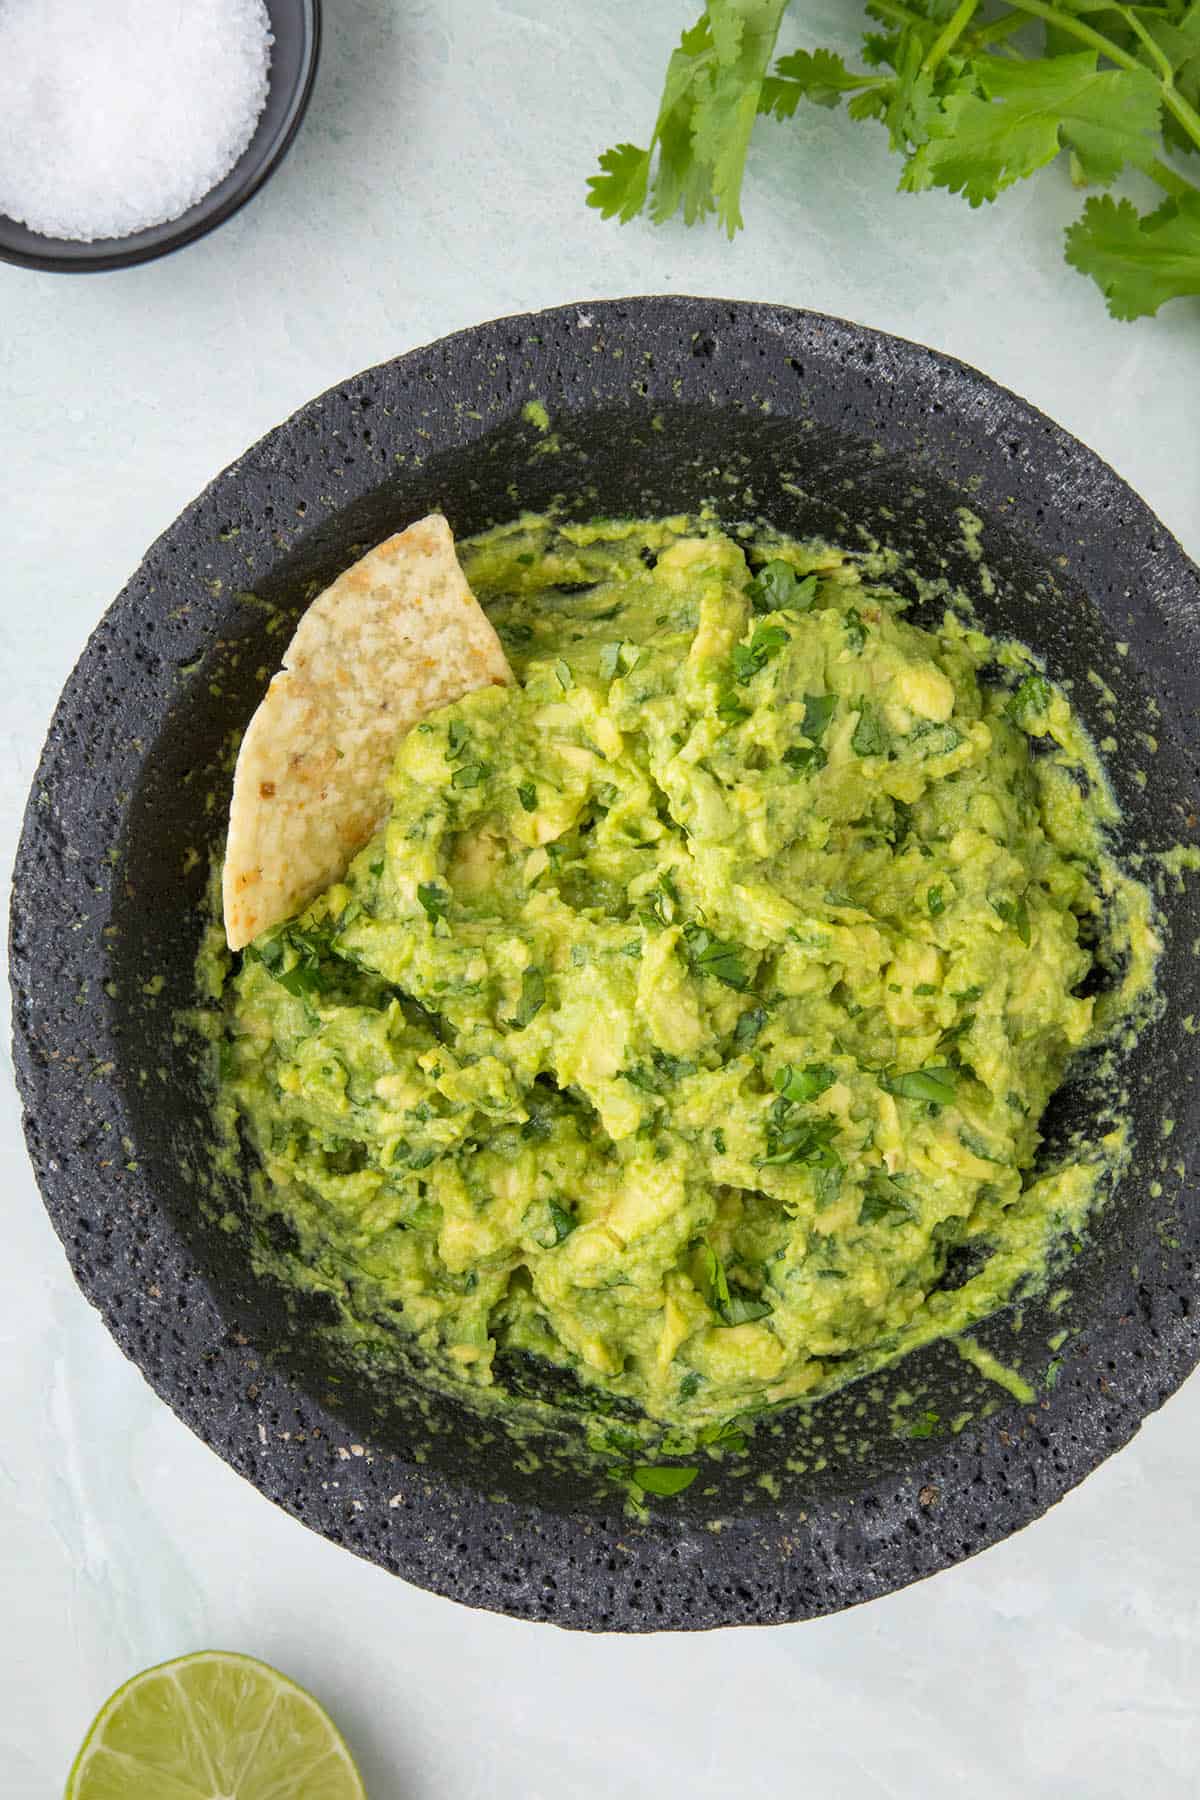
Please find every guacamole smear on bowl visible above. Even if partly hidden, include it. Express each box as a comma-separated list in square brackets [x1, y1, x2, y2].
[211, 516, 1158, 1435]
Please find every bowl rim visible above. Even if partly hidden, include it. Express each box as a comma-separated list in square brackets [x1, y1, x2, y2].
[0, 0, 321, 275]
[11, 296, 1200, 1630]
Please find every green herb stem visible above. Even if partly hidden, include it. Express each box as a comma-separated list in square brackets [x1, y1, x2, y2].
[970, 13, 1027, 50]
[867, 0, 927, 29]
[1161, 88, 1200, 164]
[922, 0, 981, 78]
[1002, 0, 1141, 74]
[1117, 5, 1173, 85]
[1148, 156, 1200, 203]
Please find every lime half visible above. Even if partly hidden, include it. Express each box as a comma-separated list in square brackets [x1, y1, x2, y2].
[65, 1650, 366, 1799]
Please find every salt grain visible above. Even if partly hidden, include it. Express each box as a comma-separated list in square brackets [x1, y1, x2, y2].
[0, 0, 273, 242]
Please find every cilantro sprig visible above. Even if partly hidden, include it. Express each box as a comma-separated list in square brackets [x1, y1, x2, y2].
[589, 0, 1200, 320]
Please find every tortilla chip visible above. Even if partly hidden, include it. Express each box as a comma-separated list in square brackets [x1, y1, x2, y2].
[223, 513, 512, 950]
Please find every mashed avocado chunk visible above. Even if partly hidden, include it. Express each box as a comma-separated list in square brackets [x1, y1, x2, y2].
[214, 516, 1157, 1432]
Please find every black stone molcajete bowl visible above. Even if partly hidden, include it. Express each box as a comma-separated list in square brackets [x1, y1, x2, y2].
[11, 298, 1200, 1631]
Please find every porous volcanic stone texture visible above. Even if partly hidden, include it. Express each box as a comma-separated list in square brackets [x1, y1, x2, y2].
[11, 299, 1200, 1629]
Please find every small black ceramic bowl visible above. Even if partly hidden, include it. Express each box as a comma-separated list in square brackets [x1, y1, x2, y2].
[0, 0, 320, 275]
[12, 299, 1200, 1631]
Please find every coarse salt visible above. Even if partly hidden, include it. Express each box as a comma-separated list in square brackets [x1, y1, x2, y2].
[0, 0, 273, 243]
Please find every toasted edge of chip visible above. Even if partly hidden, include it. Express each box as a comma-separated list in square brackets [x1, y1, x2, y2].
[222, 513, 512, 950]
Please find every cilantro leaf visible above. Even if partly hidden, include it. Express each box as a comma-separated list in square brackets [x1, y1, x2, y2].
[588, 1, 792, 237]
[1006, 672, 1054, 728]
[782, 743, 827, 775]
[732, 1004, 768, 1049]
[509, 968, 546, 1029]
[880, 26, 943, 160]
[452, 763, 487, 790]
[697, 1415, 750, 1452]
[760, 1108, 841, 1169]
[1066, 191, 1200, 320]
[723, 1291, 774, 1325]
[761, 46, 879, 117]
[991, 894, 1032, 946]
[417, 882, 450, 924]
[774, 1061, 836, 1104]
[251, 927, 338, 998]
[545, 1201, 576, 1244]
[641, 871, 681, 928]
[599, 639, 645, 683]
[859, 1172, 919, 1227]
[851, 703, 888, 758]
[268, 954, 322, 999]
[959, 1125, 1003, 1165]
[914, 55, 1161, 206]
[801, 692, 837, 743]
[681, 1, 795, 235]
[587, 141, 652, 224]
[715, 683, 753, 727]
[683, 923, 750, 990]
[881, 1066, 958, 1105]
[747, 560, 818, 612]
[703, 1240, 732, 1312]
[783, 690, 836, 775]
[731, 620, 790, 681]
[702, 1241, 773, 1325]
[747, 558, 795, 610]
[632, 1464, 699, 1497]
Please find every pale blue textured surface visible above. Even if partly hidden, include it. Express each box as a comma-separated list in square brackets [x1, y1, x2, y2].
[2, 5, 1199, 1795]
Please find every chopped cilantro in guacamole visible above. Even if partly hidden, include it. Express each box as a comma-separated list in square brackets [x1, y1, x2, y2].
[210, 516, 1158, 1434]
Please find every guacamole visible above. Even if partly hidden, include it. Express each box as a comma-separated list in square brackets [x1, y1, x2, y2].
[212, 516, 1157, 1434]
